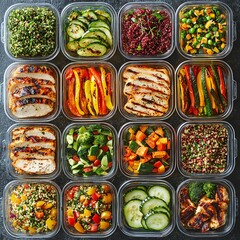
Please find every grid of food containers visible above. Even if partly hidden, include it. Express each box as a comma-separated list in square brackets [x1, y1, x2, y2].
[0, 0, 238, 239]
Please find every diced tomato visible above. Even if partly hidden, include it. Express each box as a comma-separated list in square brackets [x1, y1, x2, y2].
[93, 159, 101, 166]
[72, 155, 80, 162]
[90, 199, 96, 208]
[83, 199, 89, 206]
[35, 211, 44, 219]
[68, 216, 75, 226]
[90, 223, 99, 232]
[153, 161, 163, 168]
[73, 133, 78, 139]
[73, 210, 80, 219]
[92, 213, 101, 224]
[152, 168, 158, 173]
[101, 145, 109, 152]
[24, 183, 30, 189]
[83, 167, 93, 173]
[67, 190, 74, 200]
[108, 162, 112, 168]
[72, 186, 79, 192]
[92, 192, 101, 201]
[93, 131, 99, 135]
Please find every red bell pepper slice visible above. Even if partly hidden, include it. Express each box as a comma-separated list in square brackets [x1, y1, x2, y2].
[92, 192, 101, 201]
[93, 159, 101, 166]
[73, 210, 80, 219]
[106, 72, 112, 95]
[153, 161, 163, 168]
[90, 223, 98, 232]
[88, 67, 107, 115]
[68, 216, 75, 226]
[185, 65, 195, 108]
[66, 69, 73, 80]
[217, 66, 227, 100]
[72, 155, 80, 162]
[92, 214, 101, 224]
[79, 69, 89, 114]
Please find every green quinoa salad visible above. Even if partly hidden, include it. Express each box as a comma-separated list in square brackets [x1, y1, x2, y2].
[9, 183, 58, 234]
[7, 6, 57, 58]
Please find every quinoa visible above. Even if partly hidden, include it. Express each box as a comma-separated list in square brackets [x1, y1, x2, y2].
[121, 8, 172, 56]
[181, 124, 228, 174]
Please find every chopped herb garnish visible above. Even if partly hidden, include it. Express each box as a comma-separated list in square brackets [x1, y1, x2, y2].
[152, 12, 163, 21]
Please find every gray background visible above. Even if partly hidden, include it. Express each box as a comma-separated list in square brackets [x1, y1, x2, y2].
[0, 0, 240, 239]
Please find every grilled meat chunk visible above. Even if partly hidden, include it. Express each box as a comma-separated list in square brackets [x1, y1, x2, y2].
[180, 205, 196, 224]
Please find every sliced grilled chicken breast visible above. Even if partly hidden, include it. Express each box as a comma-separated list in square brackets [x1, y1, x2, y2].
[9, 139, 56, 150]
[13, 65, 56, 84]
[12, 159, 56, 174]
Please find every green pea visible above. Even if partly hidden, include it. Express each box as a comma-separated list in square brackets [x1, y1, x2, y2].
[208, 39, 213, 45]
[205, 33, 211, 38]
[182, 18, 187, 23]
[186, 19, 192, 24]
[189, 28, 195, 34]
[194, 24, 199, 29]
[181, 33, 186, 39]
[184, 12, 189, 18]
[197, 36, 202, 41]
[212, 27, 218, 32]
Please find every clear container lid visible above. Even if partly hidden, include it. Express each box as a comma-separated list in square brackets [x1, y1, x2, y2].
[118, 121, 176, 178]
[2, 180, 61, 239]
[3, 123, 61, 180]
[176, 179, 236, 237]
[2, 3, 60, 61]
[177, 121, 237, 178]
[2, 61, 61, 122]
[62, 122, 118, 180]
[118, 60, 175, 121]
[117, 179, 175, 237]
[60, 2, 117, 61]
[61, 61, 117, 121]
[62, 181, 117, 238]
[175, 1, 236, 59]
[118, 2, 175, 60]
[175, 60, 237, 121]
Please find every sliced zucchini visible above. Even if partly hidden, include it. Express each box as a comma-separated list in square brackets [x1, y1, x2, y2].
[70, 20, 87, 31]
[123, 200, 143, 228]
[148, 186, 171, 205]
[67, 24, 85, 39]
[77, 16, 90, 26]
[124, 189, 148, 203]
[89, 27, 112, 46]
[82, 10, 98, 21]
[145, 212, 169, 231]
[95, 9, 111, 22]
[68, 11, 80, 21]
[140, 197, 169, 215]
[89, 20, 110, 30]
[67, 41, 80, 52]
[83, 29, 107, 41]
[77, 43, 107, 57]
[79, 37, 108, 48]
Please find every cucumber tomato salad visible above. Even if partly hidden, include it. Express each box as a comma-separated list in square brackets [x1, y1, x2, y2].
[8, 183, 58, 234]
[66, 124, 114, 177]
[65, 184, 113, 233]
[123, 185, 172, 231]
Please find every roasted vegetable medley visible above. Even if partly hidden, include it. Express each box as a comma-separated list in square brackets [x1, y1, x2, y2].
[179, 6, 227, 55]
[178, 64, 227, 117]
[65, 184, 113, 233]
[66, 124, 114, 177]
[123, 125, 171, 175]
[9, 183, 58, 234]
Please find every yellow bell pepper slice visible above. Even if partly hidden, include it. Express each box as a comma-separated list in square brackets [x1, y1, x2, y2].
[74, 221, 85, 233]
[84, 80, 95, 115]
[90, 75, 99, 115]
[197, 70, 205, 107]
[46, 218, 57, 230]
[73, 69, 85, 115]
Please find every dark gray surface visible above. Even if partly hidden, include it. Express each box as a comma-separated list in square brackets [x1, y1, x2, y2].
[0, 0, 239, 239]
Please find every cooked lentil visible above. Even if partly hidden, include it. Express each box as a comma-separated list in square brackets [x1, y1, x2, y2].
[8, 7, 56, 57]
[181, 124, 228, 173]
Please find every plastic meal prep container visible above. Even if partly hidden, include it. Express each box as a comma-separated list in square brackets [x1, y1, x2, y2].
[62, 122, 117, 180]
[1, 3, 60, 61]
[118, 122, 176, 178]
[175, 60, 237, 121]
[62, 181, 117, 238]
[2, 123, 61, 180]
[118, 2, 175, 60]
[118, 61, 175, 121]
[117, 179, 175, 237]
[2, 62, 61, 122]
[176, 1, 236, 59]
[62, 61, 117, 121]
[176, 179, 236, 237]
[2, 180, 61, 239]
[177, 121, 237, 178]
[60, 2, 117, 61]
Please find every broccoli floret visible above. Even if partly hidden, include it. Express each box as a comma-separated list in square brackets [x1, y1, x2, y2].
[203, 183, 216, 198]
[88, 124, 102, 132]
[77, 132, 94, 145]
[188, 182, 204, 204]
[77, 145, 91, 160]
[93, 134, 108, 147]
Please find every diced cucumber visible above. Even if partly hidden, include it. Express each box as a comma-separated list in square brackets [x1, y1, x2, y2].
[73, 141, 79, 151]
[72, 169, 81, 174]
[145, 212, 169, 231]
[124, 200, 143, 228]
[140, 197, 169, 215]
[95, 167, 105, 175]
[106, 151, 112, 162]
[89, 20, 110, 30]
[71, 162, 83, 170]
[67, 23, 85, 39]
[107, 139, 113, 146]
[67, 41, 80, 52]
[68, 158, 76, 166]
[78, 126, 87, 134]
[124, 189, 148, 203]
[77, 43, 107, 57]
[97, 150, 105, 160]
[137, 163, 154, 174]
[101, 155, 108, 168]
[66, 135, 73, 145]
[148, 186, 171, 205]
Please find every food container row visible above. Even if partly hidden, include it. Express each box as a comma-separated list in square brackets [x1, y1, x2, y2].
[0, 1, 236, 61]
[1, 121, 237, 180]
[1, 60, 237, 122]
[1, 179, 236, 238]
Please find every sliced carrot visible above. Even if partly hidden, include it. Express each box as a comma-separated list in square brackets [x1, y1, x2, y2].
[167, 140, 171, 150]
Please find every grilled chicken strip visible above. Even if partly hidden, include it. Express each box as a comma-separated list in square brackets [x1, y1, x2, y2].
[12, 159, 56, 174]
[13, 65, 56, 84]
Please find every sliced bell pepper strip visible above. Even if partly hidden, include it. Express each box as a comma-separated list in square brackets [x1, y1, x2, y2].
[106, 72, 112, 96]
[196, 70, 205, 107]
[90, 75, 99, 115]
[210, 89, 225, 113]
[88, 67, 107, 115]
[178, 72, 190, 113]
[73, 69, 85, 115]
[100, 67, 113, 111]
[205, 70, 217, 110]
[84, 80, 95, 115]
[66, 68, 73, 80]
[79, 69, 89, 114]
[217, 66, 227, 101]
[185, 65, 196, 108]
[189, 66, 200, 108]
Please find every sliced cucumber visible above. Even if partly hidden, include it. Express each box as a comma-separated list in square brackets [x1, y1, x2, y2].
[148, 186, 171, 205]
[79, 37, 108, 48]
[141, 197, 169, 215]
[82, 10, 98, 21]
[67, 24, 85, 39]
[67, 41, 80, 52]
[124, 189, 148, 203]
[70, 20, 87, 31]
[141, 218, 148, 230]
[83, 29, 107, 41]
[136, 186, 147, 191]
[124, 200, 143, 229]
[68, 158, 76, 166]
[89, 27, 112, 46]
[95, 9, 111, 22]
[89, 20, 110, 30]
[71, 162, 83, 170]
[153, 206, 170, 218]
[145, 212, 169, 231]
[77, 43, 107, 57]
